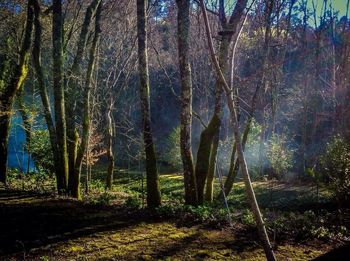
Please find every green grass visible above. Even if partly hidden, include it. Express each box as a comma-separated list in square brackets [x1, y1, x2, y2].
[90, 168, 332, 211]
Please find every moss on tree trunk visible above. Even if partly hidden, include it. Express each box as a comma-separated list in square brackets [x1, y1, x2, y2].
[195, 114, 220, 204]
[137, 0, 161, 208]
[0, 0, 35, 184]
[176, 0, 198, 206]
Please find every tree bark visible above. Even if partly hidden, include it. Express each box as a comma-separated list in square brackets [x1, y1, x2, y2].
[0, 0, 35, 184]
[176, 0, 197, 206]
[52, 0, 69, 193]
[203, 35, 234, 203]
[195, 114, 220, 204]
[137, 0, 161, 208]
[106, 100, 114, 190]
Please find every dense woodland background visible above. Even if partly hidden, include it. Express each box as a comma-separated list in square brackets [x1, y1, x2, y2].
[0, 0, 350, 260]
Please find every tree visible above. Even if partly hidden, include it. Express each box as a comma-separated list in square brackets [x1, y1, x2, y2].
[0, 0, 35, 184]
[66, 0, 102, 194]
[136, 0, 161, 208]
[32, 0, 62, 192]
[223, 0, 276, 196]
[203, 0, 249, 203]
[52, 0, 69, 193]
[105, 98, 114, 190]
[199, 0, 276, 260]
[176, 0, 198, 206]
[72, 0, 103, 200]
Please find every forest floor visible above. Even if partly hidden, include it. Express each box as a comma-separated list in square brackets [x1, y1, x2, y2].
[0, 173, 349, 260]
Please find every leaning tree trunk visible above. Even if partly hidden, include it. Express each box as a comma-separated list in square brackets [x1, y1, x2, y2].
[52, 0, 69, 193]
[0, 0, 35, 184]
[136, 0, 161, 208]
[199, 1, 276, 260]
[72, 1, 103, 200]
[176, 0, 198, 206]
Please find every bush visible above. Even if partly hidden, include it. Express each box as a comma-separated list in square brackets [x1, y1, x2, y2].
[7, 169, 55, 192]
[267, 134, 293, 179]
[91, 192, 116, 206]
[125, 196, 142, 208]
[320, 135, 350, 204]
[163, 126, 182, 170]
[29, 130, 54, 174]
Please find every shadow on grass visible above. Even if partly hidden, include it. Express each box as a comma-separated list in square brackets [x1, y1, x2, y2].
[0, 189, 156, 256]
[313, 243, 350, 260]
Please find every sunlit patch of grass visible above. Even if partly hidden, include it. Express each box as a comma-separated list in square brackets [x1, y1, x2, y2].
[34, 221, 326, 260]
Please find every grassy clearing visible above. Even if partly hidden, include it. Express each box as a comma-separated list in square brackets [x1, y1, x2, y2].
[0, 190, 329, 260]
[2, 169, 349, 260]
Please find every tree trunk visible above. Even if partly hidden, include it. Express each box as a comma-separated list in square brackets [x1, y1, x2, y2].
[258, 108, 267, 177]
[204, 36, 233, 203]
[0, 110, 11, 184]
[72, 1, 103, 200]
[32, 0, 62, 188]
[195, 114, 220, 204]
[199, 1, 276, 260]
[106, 101, 114, 190]
[204, 131, 219, 202]
[203, 0, 247, 203]
[0, 0, 35, 184]
[52, 0, 69, 193]
[66, 0, 102, 193]
[137, 0, 161, 208]
[176, 0, 197, 206]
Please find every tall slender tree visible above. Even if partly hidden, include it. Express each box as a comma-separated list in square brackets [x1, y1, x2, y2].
[72, 0, 103, 200]
[52, 0, 69, 192]
[66, 0, 102, 193]
[176, 0, 198, 206]
[136, 0, 161, 207]
[32, 0, 62, 191]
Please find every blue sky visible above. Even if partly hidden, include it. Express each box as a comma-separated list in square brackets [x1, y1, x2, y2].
[308, 0, 349, 17]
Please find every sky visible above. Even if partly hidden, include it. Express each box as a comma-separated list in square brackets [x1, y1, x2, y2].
[219, 1, 349, 18]
[308, 0, 349, 18]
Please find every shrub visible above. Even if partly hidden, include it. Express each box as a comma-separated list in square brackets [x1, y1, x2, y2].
[29, 130, 54, 174]
[163, 126, 182, 170]
[91, 192, 116, 205]
[125, 196, 142, 208]
[7, 169, 55, 192]
[320, 135, 350, 204]
[267, 134, 293, 179]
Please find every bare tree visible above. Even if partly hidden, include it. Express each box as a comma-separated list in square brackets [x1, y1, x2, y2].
[199, 0, 276, 260]
[136, 0, 161, 207]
